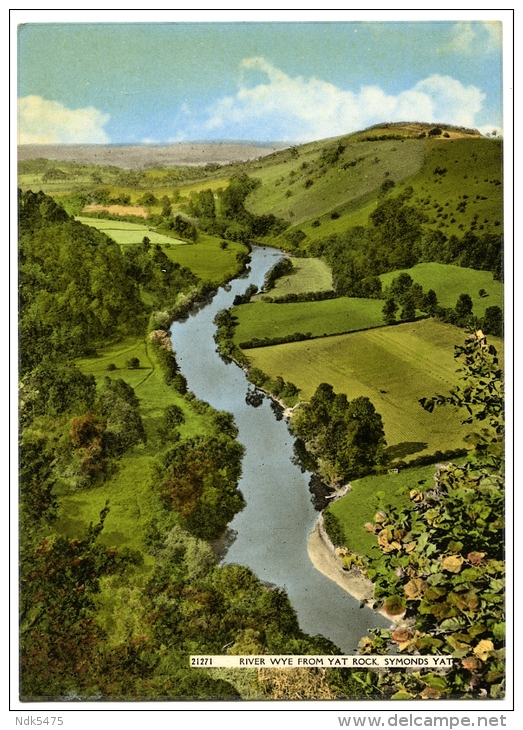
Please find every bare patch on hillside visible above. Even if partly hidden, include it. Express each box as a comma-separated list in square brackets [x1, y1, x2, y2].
[83, 204, 149, 217]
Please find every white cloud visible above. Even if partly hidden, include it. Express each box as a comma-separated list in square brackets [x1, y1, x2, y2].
[18, 95, 110, 144]
[478, 124, 503, 138]
[200, 58, 487, 142]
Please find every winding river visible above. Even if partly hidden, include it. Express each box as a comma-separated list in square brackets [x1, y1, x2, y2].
[169, 245, 389, 652]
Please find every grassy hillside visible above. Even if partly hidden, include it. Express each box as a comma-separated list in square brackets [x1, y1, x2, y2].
[234, 297, 385, 345]
[245, 138, 426, 225]
[380, 263, 504, 317]
[246, 318, 503, 459]
[55, 334, 218, 551]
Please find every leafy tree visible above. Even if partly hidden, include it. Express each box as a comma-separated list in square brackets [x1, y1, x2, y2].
[291, 385, 386, 483]
[99, 378, 146, 456]
[422, 289, 439, 316]
[382, 298, 398, 325]
[19, 360, 96, 426]
[420, 331, 504, 459]
[137, 192, 159, 207]
[160, 437, 245, 540]
[400, 293, 416, 322]
[454, 293, 474, 326]
[126, 357, 141, 369]
[360, 332, 505, 699]
[20, 506, 143, 699]
[482, 306, 503, 338]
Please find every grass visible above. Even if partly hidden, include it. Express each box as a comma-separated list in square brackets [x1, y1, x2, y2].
[245, 138, 426, 226]
[162, 234, 248, 284]
[246, 318, 503, 459]
[380, 263, 504, 318]
[326, 463, 448, 559]
[75, 335, 215, 446]
[75, 216, 187, 246]
[56, 334, 219, 551]
[259, 257, 333, 298]
[234, 297, 385, 344]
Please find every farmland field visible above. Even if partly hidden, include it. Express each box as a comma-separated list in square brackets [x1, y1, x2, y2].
[162, 234, 248, 284]
[234, 297, 385, 344]
[75, 216, 186, 245]
[262, 257, 333, 297]
[246, 318, 503, 458]
[380, 262, 503, 318]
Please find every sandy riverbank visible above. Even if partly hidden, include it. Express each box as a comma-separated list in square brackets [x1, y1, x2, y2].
[307, 520, 406, 625]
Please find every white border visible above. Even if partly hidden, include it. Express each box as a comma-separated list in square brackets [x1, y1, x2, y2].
[7, 6, 516, 725]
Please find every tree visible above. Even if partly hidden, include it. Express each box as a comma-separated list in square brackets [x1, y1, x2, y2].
[291, 385, 386, 483]
[420, 331, 504, 458]
[400, 293, 416, 322]
[454, 293, 474, 325]
[482, 306, 503, 338]
[20, 505, 144, 699]
[382, 298, 398, 325]
[361, 333, 505, 699]
[422, 289, 439, 316]
[126, 357, 141, 369]
[388, 272, 413, 300]
[161, 196, 172, 217]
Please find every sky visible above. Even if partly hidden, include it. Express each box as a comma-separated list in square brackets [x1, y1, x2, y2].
[17, 17, 505, 145]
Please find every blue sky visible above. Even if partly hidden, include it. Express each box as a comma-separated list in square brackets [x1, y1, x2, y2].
[17, 19, 504, 145]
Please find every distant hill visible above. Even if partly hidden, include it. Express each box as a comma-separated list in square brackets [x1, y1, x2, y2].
[17, 141, 290, 169]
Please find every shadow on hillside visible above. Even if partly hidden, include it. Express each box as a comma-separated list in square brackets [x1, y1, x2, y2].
[384, 441, 428, 460]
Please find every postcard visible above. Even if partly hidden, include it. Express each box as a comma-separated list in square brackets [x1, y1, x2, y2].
[14, 9, 512, 719]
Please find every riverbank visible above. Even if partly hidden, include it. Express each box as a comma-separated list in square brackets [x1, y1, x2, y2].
[307, 517, 407, 626]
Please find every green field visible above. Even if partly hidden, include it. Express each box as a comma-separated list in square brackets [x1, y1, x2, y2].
[75, 218, 247, 284]
[247, 318, 503, 458]
[162, 234, 248, 284]
[380, 263, 503, 317]
[75, 216, 187, 246]
[234, 297, 385, 344]
[326, 464, 450, 559]
[261, 257, 333, 298]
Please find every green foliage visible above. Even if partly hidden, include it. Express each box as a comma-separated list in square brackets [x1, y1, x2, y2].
[20, 359, 96, 426]
[323, 511, 346, 547]
[98, 377, 146, 456]
[291, 383, 386, 483]
[264, 257, 294, 291]
[19, 193, 148, 372]
[159, 436, 245, 540]
[20, 505, 145, 699]
[420, 331, 504, 458]
[361, 332, 505, 699]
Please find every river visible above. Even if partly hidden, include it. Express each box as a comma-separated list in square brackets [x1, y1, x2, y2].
[169, 245, 389, 652]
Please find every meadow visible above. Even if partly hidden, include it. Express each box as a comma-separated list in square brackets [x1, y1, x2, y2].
[380, 262, 503, 317]
[260, 256, 333, 297]
[234, 297, 385, 345]
[162, 234, 247, 284]
[247, 319, 503, 458]
[75, 216, 186, 246]
[263, 136, 503, 250]
[246, 138, 427, 226]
